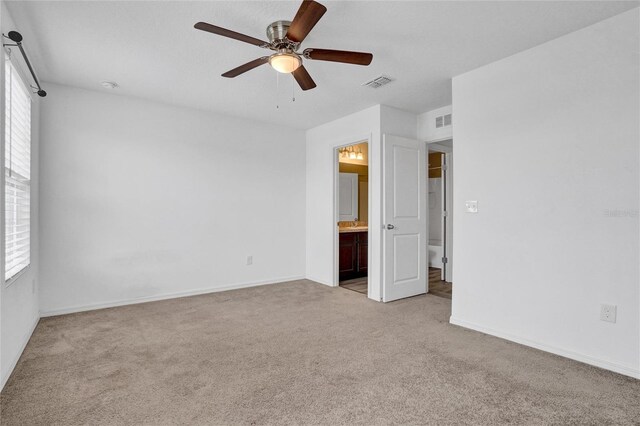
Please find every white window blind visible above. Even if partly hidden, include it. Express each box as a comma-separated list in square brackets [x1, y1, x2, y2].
[5, 59, 31, 281]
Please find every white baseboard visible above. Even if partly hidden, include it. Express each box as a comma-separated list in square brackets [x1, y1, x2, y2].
[305, 274, 333, 287]
[449, 316, 640, 379]
[1, 313, 40, 392]
[40, 275, 305, 318]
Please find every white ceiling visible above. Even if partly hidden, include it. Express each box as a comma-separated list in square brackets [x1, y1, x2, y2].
[5, 1, 638, 129]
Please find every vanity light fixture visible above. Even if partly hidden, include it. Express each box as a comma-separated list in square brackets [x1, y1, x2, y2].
[339, 146, 365, 161]
[339, 147, 353, 159]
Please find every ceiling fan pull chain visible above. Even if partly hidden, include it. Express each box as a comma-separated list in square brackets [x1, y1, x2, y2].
[276, 70, 280, 109]
[292, 75, 295, 102]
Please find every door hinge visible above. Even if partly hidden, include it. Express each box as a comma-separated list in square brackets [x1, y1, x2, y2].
[442, 257, 448, 264]
[442, 210, 448, 217]
[442, 164, 448, 171]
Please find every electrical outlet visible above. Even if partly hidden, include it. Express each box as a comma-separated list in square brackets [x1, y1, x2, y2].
[246, 256, 253, 266]
[600, 304, 617, 323]
[465, 200, 478, 213]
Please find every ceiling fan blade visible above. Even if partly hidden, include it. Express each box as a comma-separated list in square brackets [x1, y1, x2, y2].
[286, 0, 327, 43]
[292, 66, 317, 91]
[304, 48, 373, 65]
[194, 22, 268, 47]
[222, 57, 270, 78]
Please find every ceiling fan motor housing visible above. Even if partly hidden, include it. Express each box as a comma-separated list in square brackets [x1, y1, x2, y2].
[267, 20, 292, 44]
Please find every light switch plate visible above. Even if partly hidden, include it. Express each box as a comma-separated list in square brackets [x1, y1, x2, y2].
[465, 200, 478, 213]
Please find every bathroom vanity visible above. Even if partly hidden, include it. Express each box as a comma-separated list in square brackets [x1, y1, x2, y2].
[338, 228, 368, 281]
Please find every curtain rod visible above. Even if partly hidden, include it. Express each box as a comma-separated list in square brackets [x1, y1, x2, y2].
[3, 31, 46, 97]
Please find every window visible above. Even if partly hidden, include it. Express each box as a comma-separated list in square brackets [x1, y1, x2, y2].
[5, 60, 31, 282]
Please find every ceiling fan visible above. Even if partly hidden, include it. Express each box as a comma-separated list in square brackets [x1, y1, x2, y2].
[194, 0, 373, 91]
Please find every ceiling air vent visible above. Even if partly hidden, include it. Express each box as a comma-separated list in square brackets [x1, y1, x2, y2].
[436, 113, 452, 128]
[362, 75, 394, 89]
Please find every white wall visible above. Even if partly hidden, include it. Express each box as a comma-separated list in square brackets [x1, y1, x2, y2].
[451, 9, 640, 378]
[0, 1, 41, 390]
[39, 84, 306, 315]
[417, 105, 452, 142]
[380, 105, 418, 141]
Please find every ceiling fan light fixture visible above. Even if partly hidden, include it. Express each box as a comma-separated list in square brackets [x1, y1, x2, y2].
[269, 52, 301, 74]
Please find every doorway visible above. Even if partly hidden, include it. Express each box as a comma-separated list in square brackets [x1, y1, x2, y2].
[428, 140, 453, 299]
[330, 134, 433, 303]
[336, 141, 369, 296]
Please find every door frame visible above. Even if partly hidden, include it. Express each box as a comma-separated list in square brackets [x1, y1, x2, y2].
[333, 137, 372, 298]
[427, 139, 453, 283]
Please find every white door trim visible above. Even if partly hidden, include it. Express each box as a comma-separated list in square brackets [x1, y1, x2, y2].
[428, 141, 453, 283]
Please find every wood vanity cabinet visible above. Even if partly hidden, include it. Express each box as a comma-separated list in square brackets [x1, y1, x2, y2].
[339, 231, 368, 281]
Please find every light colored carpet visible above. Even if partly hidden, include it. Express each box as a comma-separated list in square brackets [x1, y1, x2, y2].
[1, 279, 639, 425]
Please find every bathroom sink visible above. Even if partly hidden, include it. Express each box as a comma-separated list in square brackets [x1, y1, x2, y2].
[339, 225, 368, 233]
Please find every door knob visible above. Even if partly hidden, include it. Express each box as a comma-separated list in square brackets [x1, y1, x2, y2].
[386, 224, 395, 230]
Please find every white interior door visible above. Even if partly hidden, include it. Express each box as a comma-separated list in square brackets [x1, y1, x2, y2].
[382, 134, 427, 302]
[338, 172, 359, 221]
